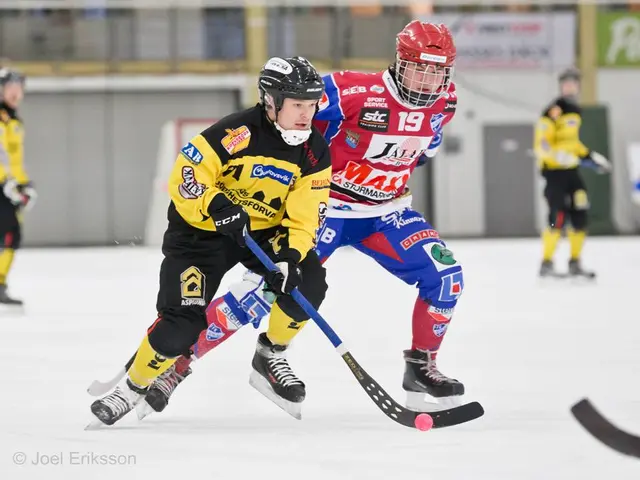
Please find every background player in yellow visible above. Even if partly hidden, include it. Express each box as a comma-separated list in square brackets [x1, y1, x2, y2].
[89, 56, 332, 427]
[0, 68, 37, 305]
[534, 68, 611, 279]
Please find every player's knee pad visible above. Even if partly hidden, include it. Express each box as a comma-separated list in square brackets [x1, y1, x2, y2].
[573, 189, 590, 210]
[148, 308, 207, 358]
[418, 242, 465, 309]
[419, 266, 464, 309]
[570, 209, 588, 230]
[277, 251, 327, 322]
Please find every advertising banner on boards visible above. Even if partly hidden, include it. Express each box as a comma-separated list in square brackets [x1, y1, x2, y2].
[597, 12, 640, 67]
[418, 12, 577, 69]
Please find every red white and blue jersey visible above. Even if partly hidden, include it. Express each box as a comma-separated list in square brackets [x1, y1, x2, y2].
[313, 69, 456, 218]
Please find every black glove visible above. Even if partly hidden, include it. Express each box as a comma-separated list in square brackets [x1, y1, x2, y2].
[210, 203, 249, 246]
[265, 256, 302, 295]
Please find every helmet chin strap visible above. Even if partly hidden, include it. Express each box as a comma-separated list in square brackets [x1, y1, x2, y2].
[271, 105, 311, 146]
[273, 121, 311, 146]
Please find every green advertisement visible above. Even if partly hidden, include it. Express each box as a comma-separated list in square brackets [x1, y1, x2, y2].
[597, 12, 640, 67]
[580, 106, 614, 235]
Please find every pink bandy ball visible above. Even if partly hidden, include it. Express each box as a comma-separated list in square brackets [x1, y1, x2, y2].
[414, 413, 434, 431]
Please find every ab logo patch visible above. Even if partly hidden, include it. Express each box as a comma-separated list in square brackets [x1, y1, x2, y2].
[180, 142, 204, 165]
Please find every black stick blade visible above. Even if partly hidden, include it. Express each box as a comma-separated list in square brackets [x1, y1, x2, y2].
[571, 398, 640, 458]
[341, 351, 484, 429]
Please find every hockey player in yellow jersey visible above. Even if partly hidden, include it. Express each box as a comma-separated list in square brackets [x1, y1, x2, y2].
[534, 68, 611, 279]
[0, 69, 36, 305]
[89, 56, 332, 427]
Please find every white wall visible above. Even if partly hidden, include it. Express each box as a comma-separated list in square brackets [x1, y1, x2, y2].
[597, 70, 640, 233]
[434, 71, 558, 236]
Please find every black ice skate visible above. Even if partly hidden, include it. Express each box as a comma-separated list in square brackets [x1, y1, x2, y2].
[137, 362, 192, 420]
[87, 378, 147, 428]
[402, 349, 465, 412]
[249, 332, 305, 419]
[568, 259, 596, 280]
[0, 284, 22, 306]
[539, 260, 556, 278]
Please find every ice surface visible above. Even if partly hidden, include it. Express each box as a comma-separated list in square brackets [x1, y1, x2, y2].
[1, 237, 639, 479]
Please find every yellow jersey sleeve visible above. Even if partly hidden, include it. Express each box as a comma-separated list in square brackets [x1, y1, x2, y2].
[0, 116, 29, 185]
[533, 116, 557, 169]
[167, 133, 229, 226]
[6, 118, 28, 184]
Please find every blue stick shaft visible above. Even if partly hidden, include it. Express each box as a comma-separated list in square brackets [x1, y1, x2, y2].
[244, 233, 343, 349]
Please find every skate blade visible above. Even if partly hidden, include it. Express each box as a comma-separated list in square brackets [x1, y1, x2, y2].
[84, 418, 107, 431]
[136, 401, 155, 421]
[0, 303, 25, 314]
[568, 274, 597, 283]
[539, 272, 596, 282]
[539, 271, 570, 280]
[405, 392, 463, 412]
[249, 370, 302, 420]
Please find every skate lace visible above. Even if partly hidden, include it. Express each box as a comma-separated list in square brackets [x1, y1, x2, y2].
[101, 388, 132, 417]
[267, 357, 302, 388]
[420, 362, 450, 384]
[155, 368, 186, 398]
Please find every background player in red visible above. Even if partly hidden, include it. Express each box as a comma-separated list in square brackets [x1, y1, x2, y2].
[139, 21, 466, 418]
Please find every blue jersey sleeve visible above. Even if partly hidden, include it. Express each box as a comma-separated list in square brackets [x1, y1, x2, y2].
[315, 74, 344, 122]
[417, 130, 444, 167]
[425, 130, 443, 158]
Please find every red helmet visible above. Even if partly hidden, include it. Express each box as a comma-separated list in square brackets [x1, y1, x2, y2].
[394, 21, 456, 107]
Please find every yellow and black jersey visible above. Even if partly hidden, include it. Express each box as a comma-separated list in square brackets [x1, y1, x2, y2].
[167, 104, 332, 262]
[0, 103, 29, 185]
[534, 96, 590, 172]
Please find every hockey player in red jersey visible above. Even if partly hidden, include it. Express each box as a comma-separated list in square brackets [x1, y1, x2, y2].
[137, 21, 465, 419]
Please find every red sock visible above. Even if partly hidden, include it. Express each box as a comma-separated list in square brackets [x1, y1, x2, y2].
[191, 296, 240, 359]
[174, 354, 193, 375]
[411, 297, 453, 353]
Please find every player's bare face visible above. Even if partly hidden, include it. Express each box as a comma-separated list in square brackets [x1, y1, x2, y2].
[402, 63, 445, 94]
[560, 79, 580, 98]
[276, 98, 318, 130]
[2, 82, 23, 109]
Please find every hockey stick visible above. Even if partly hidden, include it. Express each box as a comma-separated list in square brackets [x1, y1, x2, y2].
[571, 398, 640, 458]
[87, 353, 136, 396]
[244, 232, 484, 429]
